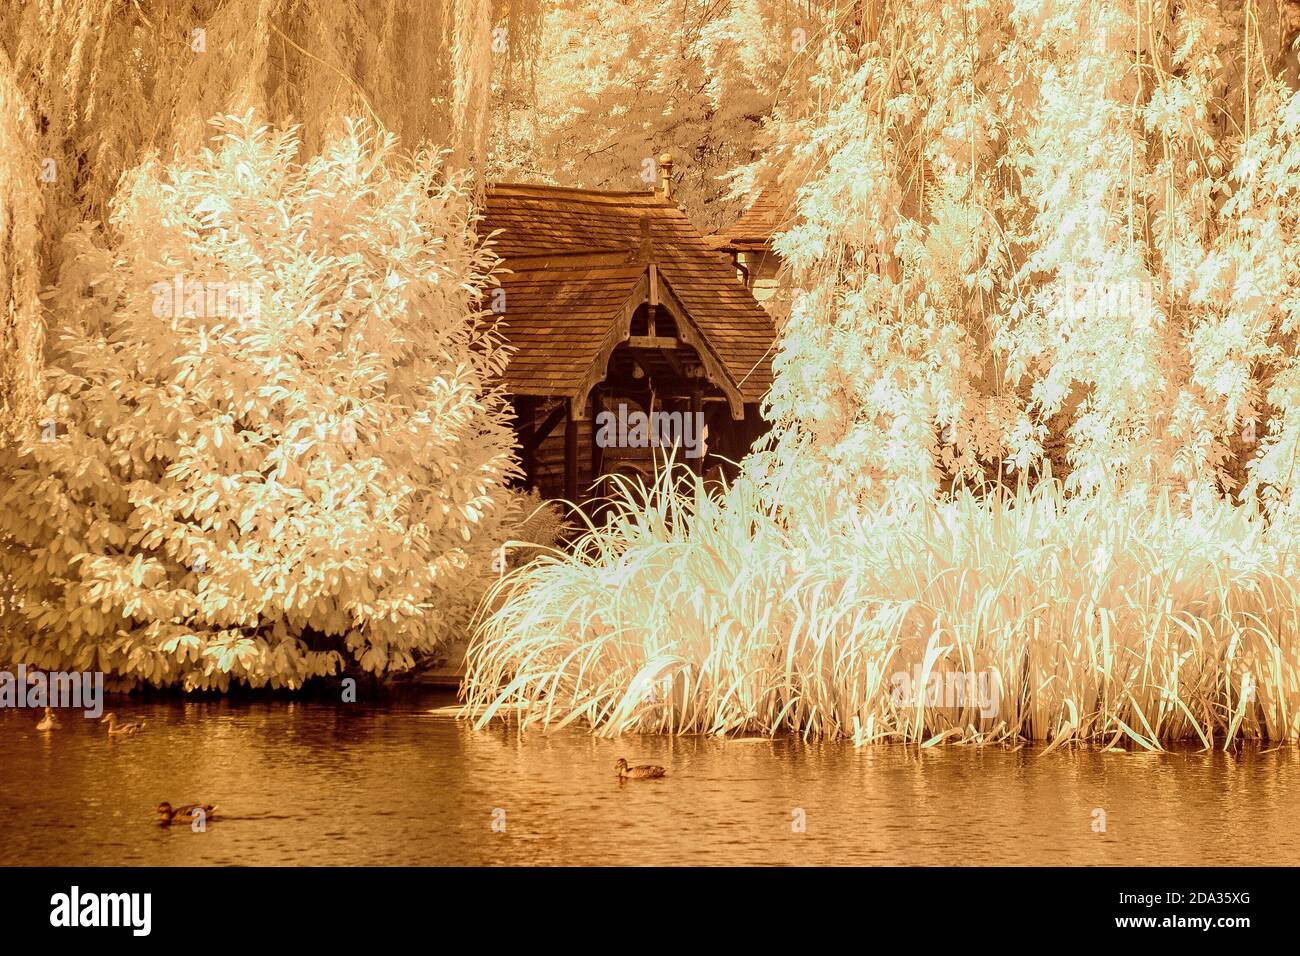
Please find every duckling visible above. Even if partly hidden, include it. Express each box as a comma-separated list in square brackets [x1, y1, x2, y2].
[36, 707, 60, 732]
[615, 757, 666, 779]
[155, 802, 218, 826]
[100, 712, 145, 736]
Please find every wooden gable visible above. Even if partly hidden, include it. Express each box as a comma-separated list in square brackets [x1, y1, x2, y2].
[482, 184, 776, 406]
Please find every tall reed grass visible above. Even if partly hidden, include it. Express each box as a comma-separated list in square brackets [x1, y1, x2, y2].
[463, 468, 1300, 748]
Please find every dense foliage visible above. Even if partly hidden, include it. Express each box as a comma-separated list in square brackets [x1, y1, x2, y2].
[0, 116, 517, 688]
[489, 0, 801, 230]
[757, 0, 1300, 512]
[0, 50, 43, 446]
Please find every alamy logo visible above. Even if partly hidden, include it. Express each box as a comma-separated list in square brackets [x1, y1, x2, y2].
[0, 666, 103, 718]
[594, 403, 707, 459]
[152, 273, 261, 322]
[1058, 277, 1154, 321]
[890, 666, 1002, 718]
[50, 886, 151, 937]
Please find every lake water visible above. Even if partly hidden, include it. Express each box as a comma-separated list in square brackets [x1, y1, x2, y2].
[2, 690, 1296, 866]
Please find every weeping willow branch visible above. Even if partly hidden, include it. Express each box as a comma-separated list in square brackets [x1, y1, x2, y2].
[0, 49, 42, 446]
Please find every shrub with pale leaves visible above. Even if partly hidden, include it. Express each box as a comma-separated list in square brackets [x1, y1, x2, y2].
[0, 114, 517, 689]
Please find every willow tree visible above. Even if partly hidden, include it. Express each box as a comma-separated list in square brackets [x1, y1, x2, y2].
[753, 0, 1300, 516]
[0, 0, 541, 444]
[0, 50, 42, 446]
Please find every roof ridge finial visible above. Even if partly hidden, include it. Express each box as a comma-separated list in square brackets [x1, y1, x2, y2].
[656, 153, 674, 204]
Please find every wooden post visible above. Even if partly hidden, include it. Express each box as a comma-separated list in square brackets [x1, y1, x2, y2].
[516, 398, 536, 490]
[690, 387, 704, 475]
[589, 391, 604, 487]
[564, 404, 579, 502]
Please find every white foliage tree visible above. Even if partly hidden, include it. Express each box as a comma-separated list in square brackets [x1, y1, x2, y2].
[754, 0, 1300, 512]
[0, 115, 517, 689]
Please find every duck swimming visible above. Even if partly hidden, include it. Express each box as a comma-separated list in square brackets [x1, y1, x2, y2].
[36, 707, 60, 732]
[155, 802, 218, 826]
[100, 713, 145, 736]
[615, 757, 666, 779]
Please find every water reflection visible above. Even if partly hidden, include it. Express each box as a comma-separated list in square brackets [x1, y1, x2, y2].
[0, 693, 1295, 866]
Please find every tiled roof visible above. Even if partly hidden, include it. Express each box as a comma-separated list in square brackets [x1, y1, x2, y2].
[715, 186, 787, 245]
[482, 184, 775, 404]
[492, 261, 644, 398]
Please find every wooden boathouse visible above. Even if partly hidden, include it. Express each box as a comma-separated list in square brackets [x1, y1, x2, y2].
[482, 157, 777, 501]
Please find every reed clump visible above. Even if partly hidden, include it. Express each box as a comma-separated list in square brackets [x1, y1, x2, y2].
[463, 469, 1300, 749]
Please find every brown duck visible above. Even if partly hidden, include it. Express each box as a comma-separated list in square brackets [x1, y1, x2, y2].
[101, 712, 145, 736]
[156, 802, 219, 826]
[615, 757, 666, 779]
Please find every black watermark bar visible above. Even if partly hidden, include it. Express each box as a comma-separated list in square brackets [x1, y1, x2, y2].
[0, 867, 1280, 944]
